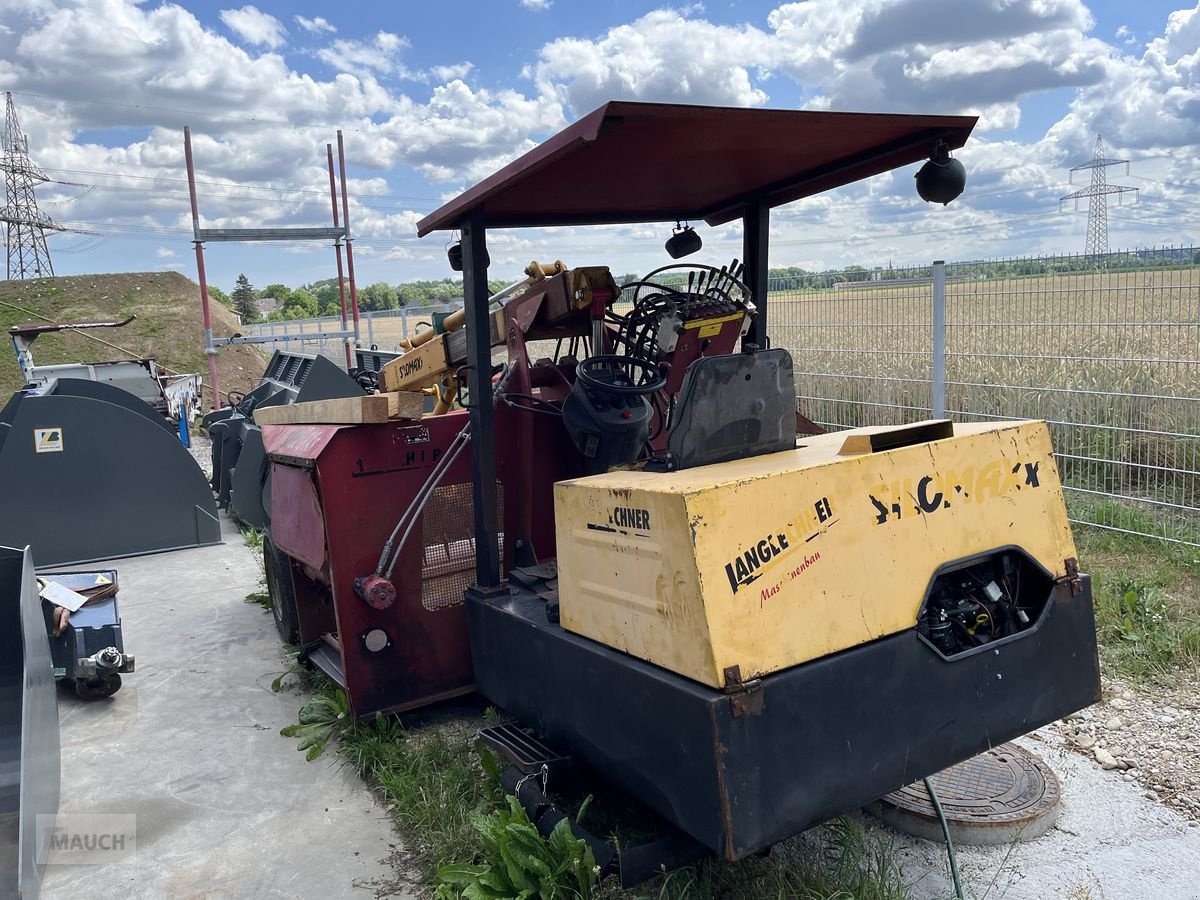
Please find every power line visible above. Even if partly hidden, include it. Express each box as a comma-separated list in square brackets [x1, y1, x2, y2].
[43, 165, 442, 204]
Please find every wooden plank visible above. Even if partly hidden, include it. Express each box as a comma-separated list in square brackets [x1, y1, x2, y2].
[382, 390, 425, 421]
[254, 391, 426, 426]
[254, 394, 391, 426]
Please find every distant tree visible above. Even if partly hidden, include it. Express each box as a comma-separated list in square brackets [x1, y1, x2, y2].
[358, 282, 399, 312]
[231, 274, 259, 323]
[279, 288, 318, 320]
[260, 283, 291, 301]
[207, 285, 233, 309]
[314, 282, 342, 317]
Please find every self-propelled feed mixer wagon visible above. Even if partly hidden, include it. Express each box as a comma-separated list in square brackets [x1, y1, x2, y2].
[259, 102, 1100, 870]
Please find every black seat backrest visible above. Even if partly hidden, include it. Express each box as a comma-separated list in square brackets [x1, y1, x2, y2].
[664, 349, 797, 470]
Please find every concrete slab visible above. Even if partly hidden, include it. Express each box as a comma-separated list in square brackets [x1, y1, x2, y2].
[39, 516, 410, 899]
[891, 731, 1200, 899]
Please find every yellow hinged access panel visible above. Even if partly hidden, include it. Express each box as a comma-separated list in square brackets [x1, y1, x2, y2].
[553, 420, 1077, 690]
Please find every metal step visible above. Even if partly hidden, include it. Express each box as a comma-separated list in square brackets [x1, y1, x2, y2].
[478, 722, 570, 775]
[302, 641, 346, 689]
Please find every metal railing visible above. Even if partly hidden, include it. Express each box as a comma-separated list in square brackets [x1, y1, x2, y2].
[774, 248, 1200, 545]
[245, 306, 458, 361]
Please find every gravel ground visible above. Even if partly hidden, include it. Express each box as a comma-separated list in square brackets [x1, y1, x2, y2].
[188, 430, 212, 480]
[1054, 674, 1200, 822]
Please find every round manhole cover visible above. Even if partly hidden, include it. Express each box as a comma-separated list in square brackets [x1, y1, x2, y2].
[865, 743, 1060, 846]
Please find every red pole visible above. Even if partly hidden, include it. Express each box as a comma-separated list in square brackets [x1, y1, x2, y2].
[184, 126, 221, 411]
[336, 130, 361, 346]
[327, 143, 352, 368]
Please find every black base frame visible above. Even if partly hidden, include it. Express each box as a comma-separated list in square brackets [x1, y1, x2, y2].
[466, 577, 1100, 861]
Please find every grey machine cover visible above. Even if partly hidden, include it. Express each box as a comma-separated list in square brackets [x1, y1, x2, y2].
[0, 379, 220, 566]
[1, 545, 61, 897]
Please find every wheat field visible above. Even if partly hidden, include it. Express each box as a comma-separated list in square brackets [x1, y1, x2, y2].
[254, 265, 1200, 541]
[772, 266, 1200, 541]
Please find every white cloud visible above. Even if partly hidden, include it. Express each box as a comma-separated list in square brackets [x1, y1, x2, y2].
[532, 9, 773, 113]
[1115, 25, 1137, 46]
[0, 0, 563, 241]
[2, 0, 1198, 281]
[155, 246, 176, 259]
[219, 6, 287, 49]
[378, 81, 565, 183]
[529, 0, 1111, 128]
[764, 0, 1110, 128]
[1048, 3, 1200, 152]
[521, 0, 552, 10]
[295, 15, 335, 35]
[432, 62, 474, 82]
[317, 31, 412, 77]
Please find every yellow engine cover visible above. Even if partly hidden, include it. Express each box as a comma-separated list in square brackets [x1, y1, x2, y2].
[553, 420, 1077, 689]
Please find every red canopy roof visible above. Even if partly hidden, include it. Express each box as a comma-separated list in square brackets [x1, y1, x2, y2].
[417, 101, 976, 236]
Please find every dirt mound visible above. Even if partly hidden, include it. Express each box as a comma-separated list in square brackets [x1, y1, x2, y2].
[0, 271, 266, 404]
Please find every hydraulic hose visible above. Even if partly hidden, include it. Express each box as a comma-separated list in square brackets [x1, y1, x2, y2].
[374, 422, 472, 578]
[925, 776, 965, 900]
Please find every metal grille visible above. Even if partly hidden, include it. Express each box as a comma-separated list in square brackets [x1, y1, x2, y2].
[419, 481, 504, 612]
[943, 253, 1200, 544]
[771, 263, 935, 429]
[774, 249, 1200, 545]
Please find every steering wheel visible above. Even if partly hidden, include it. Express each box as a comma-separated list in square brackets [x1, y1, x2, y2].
[576, 354, 666, 396]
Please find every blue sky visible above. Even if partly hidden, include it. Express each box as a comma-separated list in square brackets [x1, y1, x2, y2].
[2, 0, 1199, 292]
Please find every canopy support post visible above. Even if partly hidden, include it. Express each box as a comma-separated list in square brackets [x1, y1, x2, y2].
[462, 208, 501, 588]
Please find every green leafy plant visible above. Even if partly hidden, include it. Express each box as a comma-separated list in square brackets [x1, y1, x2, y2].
[244, 591, 271, 609]
[342, 712, 408, 777]
[434, 795, 598, 900]
[280, 688, 352, 760]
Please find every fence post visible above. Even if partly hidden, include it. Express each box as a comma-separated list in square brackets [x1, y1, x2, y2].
[366, 311, 375, 348]
[932, 260, 946, 419]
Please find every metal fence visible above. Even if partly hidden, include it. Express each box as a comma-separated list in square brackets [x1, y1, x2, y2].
[246, 306, 458, 361]
[773, 248, 1200, 545]
[251, 250, 1200, 545]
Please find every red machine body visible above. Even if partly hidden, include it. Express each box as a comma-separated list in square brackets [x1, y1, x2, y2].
[264, 403, 578, 717]
[262, 262, 749, 718]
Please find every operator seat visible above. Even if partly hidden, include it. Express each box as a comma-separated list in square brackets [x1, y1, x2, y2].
[660, 348, 797, 470]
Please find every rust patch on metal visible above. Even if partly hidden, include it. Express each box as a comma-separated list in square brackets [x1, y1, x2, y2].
[722, 665, 742, 691]
[707, 702, 738, 861]
[729, 680, 764, 718]
[1060, 556, 1083, 596]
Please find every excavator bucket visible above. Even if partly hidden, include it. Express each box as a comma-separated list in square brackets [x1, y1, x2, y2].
[0, 378, 220, 566]
[203, 350, 364, 530]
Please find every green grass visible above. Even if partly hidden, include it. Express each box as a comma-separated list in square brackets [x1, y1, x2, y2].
[1076, 523, 1200, 682]
[280, 673, 909, 899]
[239, 525, 268, 589]
[644, 821, 907, 900]
[0, 271, 266, 403]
